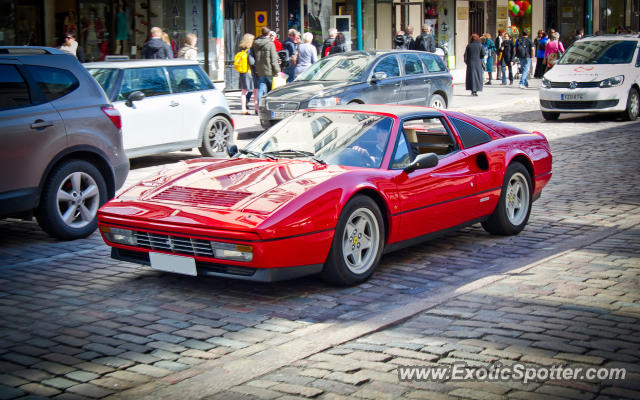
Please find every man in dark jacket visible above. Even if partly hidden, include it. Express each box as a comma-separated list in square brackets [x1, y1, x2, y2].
[515, 29, 534, 88]
[253, 26, 281, 101]
[414, 24, 436, 52]
[404, 26, 416, 50]
[142, 27, 172, 59]
[282, 29, 299, 82]
[394, 30, 409, 49]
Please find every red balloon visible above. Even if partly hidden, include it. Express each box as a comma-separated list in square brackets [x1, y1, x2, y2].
[518, 9, 525, 16]
[515, 0, 522, 7]
[522, 1, 529, 9]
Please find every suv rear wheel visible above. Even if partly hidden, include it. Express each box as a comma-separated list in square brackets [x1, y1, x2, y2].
[36, 160, 107, 240]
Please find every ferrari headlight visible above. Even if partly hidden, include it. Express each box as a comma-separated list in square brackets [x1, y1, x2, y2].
[100, 226, 137, 246]
[211, 241, 253, 262]
[599, 75, 624, 88]
[308, 97, 340, 107]
[541, 78, 552, 89]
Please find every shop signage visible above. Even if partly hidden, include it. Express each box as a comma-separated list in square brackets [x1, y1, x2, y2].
[457, 7, 468, 20]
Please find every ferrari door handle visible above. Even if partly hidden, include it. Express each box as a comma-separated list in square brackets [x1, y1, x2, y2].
[31, 120, 54, 129]
[169, 101, 179, 107]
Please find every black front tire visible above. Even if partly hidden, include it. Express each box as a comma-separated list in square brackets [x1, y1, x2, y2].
[482, 162, 532, 236]
[322, 195, 385, 286]
[541, 111, 560, 120]
[200, 116, 233, 157]
[35, 160, 108, 240]
[622, 88, 639, 121]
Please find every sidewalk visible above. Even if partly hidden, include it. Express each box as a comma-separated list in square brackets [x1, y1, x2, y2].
[224, 74, 542, 144]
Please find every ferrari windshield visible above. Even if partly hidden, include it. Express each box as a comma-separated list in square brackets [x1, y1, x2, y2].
[295, 55, 372, 82]
[243, 111, 394, 168]
[558, 40, 637, 64]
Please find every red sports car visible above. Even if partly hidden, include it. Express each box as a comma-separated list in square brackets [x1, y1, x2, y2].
[98, 105, 552, 285]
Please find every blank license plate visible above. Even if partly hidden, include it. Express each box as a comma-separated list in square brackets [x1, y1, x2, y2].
[561, 93, 583, 100]
[271, 111, 294, 119]
[149, 252, 197, 276]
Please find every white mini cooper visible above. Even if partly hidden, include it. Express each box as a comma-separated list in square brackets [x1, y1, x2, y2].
[539, 35, 640, 121]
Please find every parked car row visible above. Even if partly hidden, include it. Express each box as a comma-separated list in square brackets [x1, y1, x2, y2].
[0, 47, 234, 240]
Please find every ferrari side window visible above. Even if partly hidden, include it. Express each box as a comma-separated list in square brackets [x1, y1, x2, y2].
[403, 117, 457, 157]
[449, 117, 491, 148]
[391, 132, 412, 169]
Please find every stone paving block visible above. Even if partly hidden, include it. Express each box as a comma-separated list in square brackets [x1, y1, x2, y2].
[127, 364, 172, 378]
[270, 383, 323, 398]
[66, 382, 115, 398]
[448, 388, 504, 400]
[0, 385, 23, 400]
[65, 370, 100, 383]
[153, 360, 189, 371]
[228, 385, 281, 399]
[0, 374, 28, 387]
[104, 370, 151, 384]
[74, 362, 114, 375]
[18, 382, 61, 397]
[32, 361, 74, 375]
[147, 342, 187, 353]
[41, 377, 77, 390]
[90, 376, 136, 390]
[91, 356, 134, 369]
[535, 384, 595, 400]
[118, 351, 159, 364]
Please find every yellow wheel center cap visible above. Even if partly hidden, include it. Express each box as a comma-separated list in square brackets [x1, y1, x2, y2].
[353, 237, 359, 245]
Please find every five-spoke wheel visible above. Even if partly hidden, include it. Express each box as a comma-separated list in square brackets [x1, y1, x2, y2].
[482, 162, 532, 235]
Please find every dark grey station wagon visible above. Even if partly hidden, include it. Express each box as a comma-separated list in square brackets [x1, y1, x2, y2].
[259, 50, 453, 128]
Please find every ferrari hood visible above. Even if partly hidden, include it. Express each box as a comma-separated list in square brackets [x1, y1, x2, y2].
[100, 158, 342, 233]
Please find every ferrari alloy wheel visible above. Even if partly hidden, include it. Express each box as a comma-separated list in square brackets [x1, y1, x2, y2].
[35, 160, 107, 240]
[200, 115, 233, 157]
[482, 162, 532, 236]
[429, 94, 446, 109]
[623, 88, 639, 121]
[323, 195, 384, 286]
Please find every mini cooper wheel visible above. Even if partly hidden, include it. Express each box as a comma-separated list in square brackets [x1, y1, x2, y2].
[482, 162, 532, 236]
[35, 160, 107, 240]
[429, 94, 447, 109]
[322, 195, 384, 285]
[200, 115, 233, 157]
[541, 111, 560, 120]
[622, 87, 639, 121]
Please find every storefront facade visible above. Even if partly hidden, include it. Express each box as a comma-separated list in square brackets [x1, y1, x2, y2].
[0, 0, 637, 84]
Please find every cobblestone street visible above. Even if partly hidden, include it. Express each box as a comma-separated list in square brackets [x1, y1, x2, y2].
[1, 86, 639, 399]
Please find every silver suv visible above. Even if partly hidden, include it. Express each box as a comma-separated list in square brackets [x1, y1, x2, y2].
[0, 47, 129, 240]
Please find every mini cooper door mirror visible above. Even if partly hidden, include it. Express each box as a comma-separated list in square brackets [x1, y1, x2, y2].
[125, 91, 145, 107]
[403, 152, 439, 173]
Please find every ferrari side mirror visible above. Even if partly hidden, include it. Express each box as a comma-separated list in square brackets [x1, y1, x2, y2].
[403, 152, 438, 173]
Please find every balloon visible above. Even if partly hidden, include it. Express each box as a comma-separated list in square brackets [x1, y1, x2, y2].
[508, 0, 515, 7]
[515, 0, 522, 8]
[521, 1, 529, 9]
[512, 4, 520, 14]
[518, 9, 525, 17]
[526, 4, 532, 15]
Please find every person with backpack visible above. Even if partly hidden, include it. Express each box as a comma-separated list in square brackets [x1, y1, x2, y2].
[252, 26, 281, 103]
[543, 32, 565, 72]
[235, 33, 256, 115]
[321, 28, 337, 58]
[414, 24, 436, 52]
[482, 33, 496, 84]
[515, 29, 534, 88]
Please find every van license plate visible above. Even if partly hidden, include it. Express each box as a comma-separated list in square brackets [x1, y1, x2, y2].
[561, 93, 583, 100]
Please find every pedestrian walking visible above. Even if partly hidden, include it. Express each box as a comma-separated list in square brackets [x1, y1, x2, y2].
[500, 32, 515, 85]
[495, 29, 505, 81]
[464, 33, 485, 96]
[543, 32, 565, 72]
[269, 31, 283, 51]
[414, 24, 436, 52]
[329, 33, 347, 54]
[142, 27, 172, 59]
[60, 31, 85, 62]
[394, 30, 409, 49]
[482, 33, 496, 84]
[515, 29, 534, 88]
[283, 29, 299, 82]
[252, 26, 280, 102]
[294, 32, 317, 78]
[236, 33, 256, 115]
[177, 33, 198, 60]
[533, 30, 548, 78]
[404, 26, 416, 50]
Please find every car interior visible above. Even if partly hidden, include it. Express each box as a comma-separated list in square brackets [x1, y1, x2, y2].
[403, 118, 458, 157]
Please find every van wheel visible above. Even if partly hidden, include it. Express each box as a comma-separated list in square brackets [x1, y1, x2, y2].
[35, 160, 107, 240]
[622, 88, 639, 121]
[429, 94, 447, 109]
[200, 116, 233, 157]
[542, 111, 559, 120]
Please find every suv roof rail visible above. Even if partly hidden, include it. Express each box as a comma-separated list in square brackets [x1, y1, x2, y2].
[0, 46, 68, 55]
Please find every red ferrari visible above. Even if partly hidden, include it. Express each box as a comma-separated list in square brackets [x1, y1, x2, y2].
[98, 105, 552, 285]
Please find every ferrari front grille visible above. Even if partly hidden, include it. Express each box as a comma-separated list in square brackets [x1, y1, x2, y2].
[134, 231, 215, 257]
[153, 186, 250, 207]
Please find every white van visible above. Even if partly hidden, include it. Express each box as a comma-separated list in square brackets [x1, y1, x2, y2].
[539, 35, 640, 121]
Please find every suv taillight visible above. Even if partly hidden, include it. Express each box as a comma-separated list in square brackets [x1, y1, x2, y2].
[102, 106, 122, 130]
